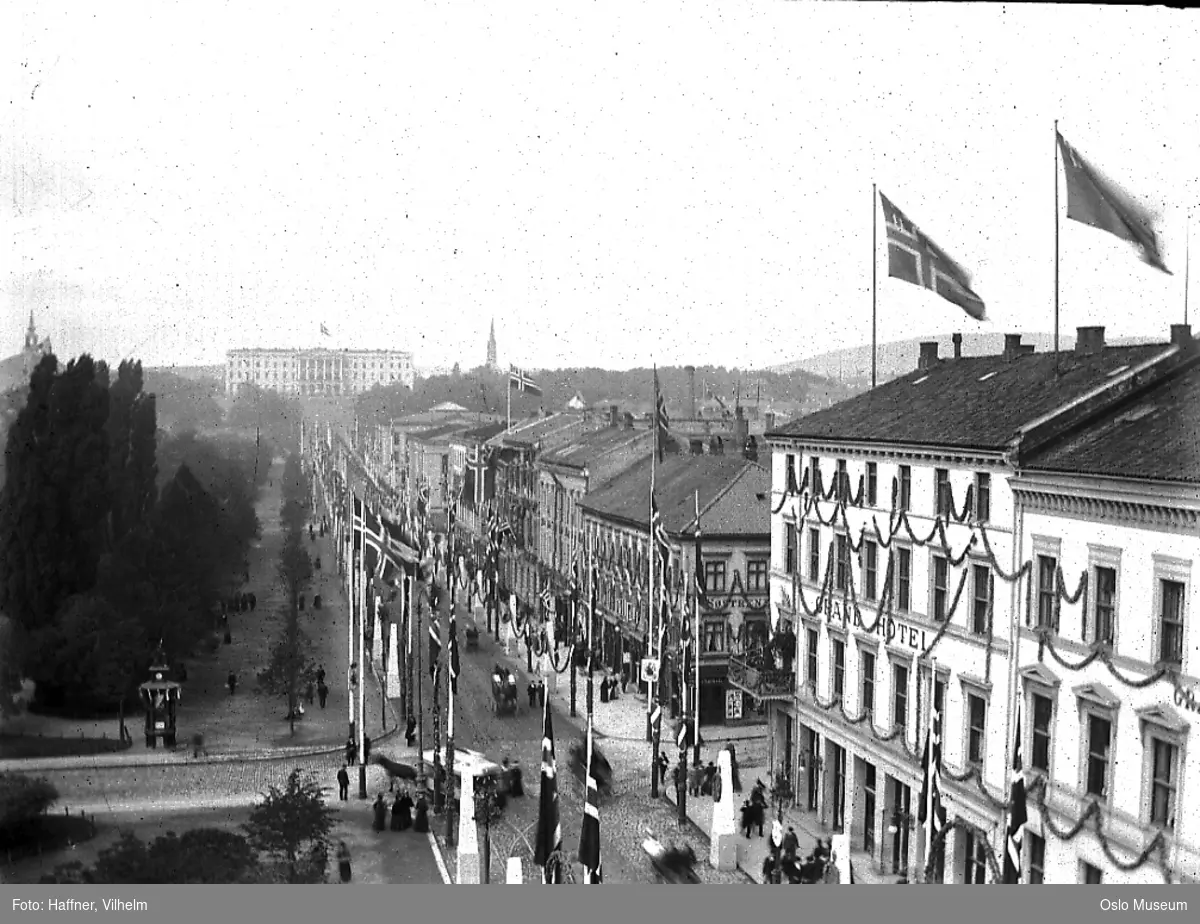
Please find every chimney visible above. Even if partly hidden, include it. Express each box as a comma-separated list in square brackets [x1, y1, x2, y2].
[1171, 323, 1193, 347]
[689, 438, 705, 456]
[686, 365, 696, 421]
[1075, 326, 1106, 356]
[952, 333, 963, 359]
[1003, 334, 1023, 360]
[609, 405, 620, 428]
[764, 411, 776, 433]
[742, 435, 759, 462]
[622, 412, 634, 430]
[917, 341, 940, 371]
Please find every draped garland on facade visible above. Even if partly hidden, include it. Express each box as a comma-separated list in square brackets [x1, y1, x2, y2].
[770, 463, 1181, 881]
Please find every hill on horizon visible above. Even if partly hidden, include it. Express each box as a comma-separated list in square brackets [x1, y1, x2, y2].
[774, 331, 1164, 386]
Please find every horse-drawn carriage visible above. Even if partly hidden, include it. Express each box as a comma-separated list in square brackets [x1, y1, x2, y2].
[567, 736, 614, 799]
[464, 618, 480, 651]
[643, 837, 701, 884]
[491, 665, 519, 716]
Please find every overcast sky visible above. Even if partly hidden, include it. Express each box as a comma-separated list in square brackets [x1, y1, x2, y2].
[3, 3, 1197, 372]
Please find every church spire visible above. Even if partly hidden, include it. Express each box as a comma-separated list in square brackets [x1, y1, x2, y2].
[486, 317, 498, 371]
[24, 310, 38, 350]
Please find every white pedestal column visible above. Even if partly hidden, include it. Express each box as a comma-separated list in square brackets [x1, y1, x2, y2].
[456, 771, 481, 884]
[709, 749, 737, 871]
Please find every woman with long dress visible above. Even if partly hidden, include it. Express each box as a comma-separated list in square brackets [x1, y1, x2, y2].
[398, 790, 414, 830]
[337, 841, 353, 883]
[390, 793, 404, 831]
[372, 794, 387, 832]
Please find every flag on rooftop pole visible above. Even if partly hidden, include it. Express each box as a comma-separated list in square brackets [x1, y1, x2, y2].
[577, 713, 604, 883]
[320, 323, 331, 337]
[1057, 132, 1171, 274]
[879, 191, 987, 321]
[534, 691, 563, 883]
[653, 365, 670, 463]
[1003, 710, 1028, 883]
[509, 365, 544, 396]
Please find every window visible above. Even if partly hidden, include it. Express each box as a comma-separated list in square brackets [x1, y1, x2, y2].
[1081, 862, 1103, 884]
[806, 628, 819, 691]
[892, 663, 909, 731]
[966, 694, 987, 764]
[963, 830, 987, 884]
[896, 548, 912, 612]
[1037, 555, 1058, 628]
[931, 554, 949, 620]
[1159, 579, 1185, 666]
[703, 620, 726, 653]
[861, 651, 876, 715]
[810, 455, 822, 495]
[975, 473, 991, 523]
[971, 565, 991, 635]
[1090, 566, 1116, 646]
[1030, 693, 1053, 773]
[1084, 713, 1113, 800]
[1148, 737, 1178, 828]
[785, 453, 796, 489]
[747, 559, 769, 593]
[832, 638, 846, 700]
[808, 529, 821, 582]
[785, 522, 797, 574]
[864, 541, 878, 601]
[704, 560, 727, 593]
[898, 465, 911, 511]
[867, 462, 878, 507]
[835, 534, 850, 591]
[837, 459, 849, 502]
[935, 468, 950, 517]
[1027, 832, 1045, 883]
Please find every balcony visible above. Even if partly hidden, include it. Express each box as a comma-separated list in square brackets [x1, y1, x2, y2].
[727, 650, 795, 702]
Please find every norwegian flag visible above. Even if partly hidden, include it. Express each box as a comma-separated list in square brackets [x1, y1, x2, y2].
[650, 495, 675, 585]
[653, 365, 670, 463]
[577, 716, 603, 883]
[428, 592, 442, 681]
[448, 604, 460, 696]
[509, 365, 543, 397]
[533, 694, 563, 882]
[1003, 710, 1028, 883]
[919, 677, 947, 868]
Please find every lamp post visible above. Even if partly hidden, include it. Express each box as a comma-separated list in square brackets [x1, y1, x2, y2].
[473, 772, 503, 884]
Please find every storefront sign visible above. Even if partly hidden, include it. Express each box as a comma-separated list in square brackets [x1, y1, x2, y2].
[1174, 678, 1200, 716]
[821, 597, 930, 651]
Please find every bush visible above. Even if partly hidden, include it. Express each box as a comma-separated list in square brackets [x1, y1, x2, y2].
[0, 772, 59, 845]
[89, 828, 264, 884]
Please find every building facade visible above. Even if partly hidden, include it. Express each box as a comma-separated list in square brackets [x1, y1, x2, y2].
[580, 452, 771, 725]
[760, 327, 1196, 883]
[1009, 352, 1200, 884]
[224, 347, 415, 397]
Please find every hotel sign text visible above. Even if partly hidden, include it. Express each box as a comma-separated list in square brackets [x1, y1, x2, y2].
[820, 597, 930, 652]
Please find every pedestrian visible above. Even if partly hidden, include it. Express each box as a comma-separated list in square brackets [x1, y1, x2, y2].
[317, 666, 326, 686]
[537, 680, 546, 707]
[397, 789, 414, 830]
[249, 592, 257, 611]
[702, 761, 716, 797]
[527, 682, 536, 708]
[782, 826, 799, 863]
[657, 753, 669, 788]
[336, 840, 352, 882]
[306, 680, 315, 705]
[599, 676, 610, 704]
[318, 682, 329, 708]
[688, 763, 703, 797]
[510, 759, 524, 797]
[405, 715, 417, 747]
[372, 794, 387, 832]
[337, 764, 351, 801]
[227, 671, 237, 695]
[390, 792, 405, 831]
[191, 732, 206, 758]
[346, 737, 358, 766]
[413, 794, 430, 833]
[728, 744, 742, 794]
[363, 735, 372, 764]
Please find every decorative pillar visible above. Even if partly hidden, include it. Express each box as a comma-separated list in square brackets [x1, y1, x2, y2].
[708, 747, 737, 871]
[456, 770, 481, 883]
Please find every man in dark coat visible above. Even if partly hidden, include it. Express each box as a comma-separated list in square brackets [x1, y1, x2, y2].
[346, 737, 358, 766]
[413, 795, 430, 833]
[372, 794, 387, 832]
[227, 672, 238, 695]
[318, 682, 329, 708]
[337, 765, 351, 801]
[405, 715, 417, 746]
[527, 682, 537, 708]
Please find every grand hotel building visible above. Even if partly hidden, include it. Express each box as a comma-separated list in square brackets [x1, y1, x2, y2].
[225, 347, 414, 397]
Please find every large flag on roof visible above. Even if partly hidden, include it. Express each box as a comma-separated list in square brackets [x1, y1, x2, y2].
[509, 365, 543, 397]
[1057, 132, 1170, 273]
[879, 191, 987, 321]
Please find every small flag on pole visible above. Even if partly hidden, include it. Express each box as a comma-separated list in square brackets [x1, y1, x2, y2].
[1003, 710, 1027, 883]
[320, 323, 331, 337]
[509, 365, 543, 396]
[1057, 132, 1170, 273]
[448, 605, 460, 695]
[653, 366, 670, 462]
[879, 192, 987, 321]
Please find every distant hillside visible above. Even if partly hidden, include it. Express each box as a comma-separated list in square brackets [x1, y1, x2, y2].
[775, 332, 1162, 389]
[147, 364, 224, 383]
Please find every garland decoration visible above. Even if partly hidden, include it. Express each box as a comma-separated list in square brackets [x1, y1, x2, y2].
[925, 815, 1003, 884]
[1037, 629, 1174, 690]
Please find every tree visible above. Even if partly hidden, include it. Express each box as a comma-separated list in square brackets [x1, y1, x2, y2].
[86, 828, 263, 883]
[242, 768, 336, 883]
[0, 773, 59, 846]
[258, 528, 315, 734]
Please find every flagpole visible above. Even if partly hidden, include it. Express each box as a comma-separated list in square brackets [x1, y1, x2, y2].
[358, 504, 368, 799]
[648, 375, 659, 799]
[1054, 119, 1061, 376]
[347, 487, 355, 739]
[923, 655, 937, 880]
[872, 182, 878, 390]
[693, 490, 702, 765]
[506, 375, 512, 431]
[1185, 212, 1190, 325]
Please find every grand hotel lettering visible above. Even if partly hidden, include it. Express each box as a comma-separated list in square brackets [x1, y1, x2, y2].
[820, 597, 930, 651]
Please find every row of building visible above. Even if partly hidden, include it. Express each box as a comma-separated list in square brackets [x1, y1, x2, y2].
[224, 346, 415, 396]
[344, 323, 1198, 885]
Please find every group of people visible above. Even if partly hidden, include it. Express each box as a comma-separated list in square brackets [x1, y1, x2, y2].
[372, 789, 424, 834]
[304, 665, 331, 710]
[344, 734, 372, 767]
[525, 679, 547, 709]
[675, 745, 743, 798]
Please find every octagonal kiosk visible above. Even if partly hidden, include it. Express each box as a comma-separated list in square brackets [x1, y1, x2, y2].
[138, 655, 182, 749]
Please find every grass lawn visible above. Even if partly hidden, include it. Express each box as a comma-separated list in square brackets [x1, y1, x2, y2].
[0, 735, 130, 760]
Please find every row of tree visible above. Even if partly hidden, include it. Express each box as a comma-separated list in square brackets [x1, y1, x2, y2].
[256, 452, 318, 735]
[352, 363, 846, 431]
[0, 354, 271, 715]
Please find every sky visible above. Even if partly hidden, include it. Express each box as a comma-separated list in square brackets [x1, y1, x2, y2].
[2, 2, 1198, 373]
